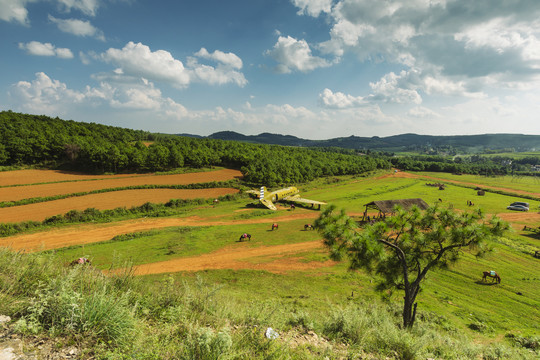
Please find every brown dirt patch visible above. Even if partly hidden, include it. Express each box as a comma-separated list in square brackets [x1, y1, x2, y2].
[0, 169, 242, 201]
[132, 241, 333, 275]
[0, 188, 238, 223]
[0, 169, 144, 186]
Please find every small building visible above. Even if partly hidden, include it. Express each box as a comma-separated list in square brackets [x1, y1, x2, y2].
[362, 198, 429, 221]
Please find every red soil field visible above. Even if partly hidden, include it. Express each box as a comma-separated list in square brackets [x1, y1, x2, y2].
[0, 169, 242, 202]
[0, 169, 143, 186]
[0, 188, 238, 223]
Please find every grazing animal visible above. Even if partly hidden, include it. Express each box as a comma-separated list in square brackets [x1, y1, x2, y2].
[239, 233, 251, 242]
[304, 224, 314, 230]
[438, 198, 443, 202]
[290, 204, 296, 210]
[271, 223, 279, 230]
[482, 271, 501, 284]
[70, 257, 91, 266]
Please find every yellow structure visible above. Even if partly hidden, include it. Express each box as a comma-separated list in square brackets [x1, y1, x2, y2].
[247, 186, 326, 211]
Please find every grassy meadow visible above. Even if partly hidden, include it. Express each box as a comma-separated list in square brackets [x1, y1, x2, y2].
[2, 169, 539, 358]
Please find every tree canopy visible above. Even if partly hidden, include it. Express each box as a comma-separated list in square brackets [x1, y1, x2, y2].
[0, 111, 390, 184]
[315, 204, 509, 328]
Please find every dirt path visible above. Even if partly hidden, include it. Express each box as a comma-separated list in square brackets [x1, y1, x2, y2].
[132, 240, 333, 275]
[1, 211, 320, 252]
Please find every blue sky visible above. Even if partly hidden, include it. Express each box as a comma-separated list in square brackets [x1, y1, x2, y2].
[1, 0, 540, 139]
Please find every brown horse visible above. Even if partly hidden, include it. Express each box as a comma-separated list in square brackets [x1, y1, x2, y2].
[239, 233, 251, 242]
[304, 224, 314, 230]
[482, 271, 501, 283]
[69, 257, 91, 266]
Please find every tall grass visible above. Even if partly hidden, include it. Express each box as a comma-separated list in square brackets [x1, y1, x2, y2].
[1, 248, 538, 359]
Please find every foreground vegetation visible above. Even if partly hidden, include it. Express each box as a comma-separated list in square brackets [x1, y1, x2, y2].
[1, 248, 538, 359]
[0, 170, 538, 359]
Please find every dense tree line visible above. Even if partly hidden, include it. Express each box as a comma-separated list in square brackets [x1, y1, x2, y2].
[0, 111, 391, 185]
[390, 157, 509, 175]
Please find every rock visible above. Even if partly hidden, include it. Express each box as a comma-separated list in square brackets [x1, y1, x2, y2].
[0, 316, 11, 326]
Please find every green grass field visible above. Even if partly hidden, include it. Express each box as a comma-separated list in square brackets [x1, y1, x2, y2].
[48, 170, 540, 346]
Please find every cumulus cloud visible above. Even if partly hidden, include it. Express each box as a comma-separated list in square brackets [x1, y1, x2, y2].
[18, 41, 73, 58]
[100, 42, 247, 88]
[368, 71, 423, 104]
[56, 0, 100, 17]
[9, 72, 86, 114]
[9, 71, 188, 117]
[194, 48, 243, 69]
[266, 35, 332, 73]
[303, 0, 540, 100]
[319, 88, 365, 108]
[101, 42, 190, 87]
[48, 15, 105, 40]
[407, 106, 441, 119]
[189, 48, 247, 86]
[0, 0, 32, 24]
[292, 0, 333, 17]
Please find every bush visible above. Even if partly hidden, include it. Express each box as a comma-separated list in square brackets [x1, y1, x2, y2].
[14, 267, 136, 346]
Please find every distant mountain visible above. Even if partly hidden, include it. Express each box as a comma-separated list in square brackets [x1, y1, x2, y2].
[179, 131, 540, 152]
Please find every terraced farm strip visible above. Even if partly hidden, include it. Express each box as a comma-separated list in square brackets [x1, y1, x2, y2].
[0, 169, 242, 201]
[0, 169, 146, 186]
[0, 188, 238, 223]
[1, 212, 320, 252]
[132, 240, 331, 275]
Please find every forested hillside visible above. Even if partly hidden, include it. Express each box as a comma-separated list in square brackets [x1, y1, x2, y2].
[0, 111, 390, 185]
[206, 131, 540, 152]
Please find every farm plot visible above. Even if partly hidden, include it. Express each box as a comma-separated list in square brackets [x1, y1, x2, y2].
[0, 169, 142, 186]
[0, 188, 238, 223]
[0, 168, 243, 201]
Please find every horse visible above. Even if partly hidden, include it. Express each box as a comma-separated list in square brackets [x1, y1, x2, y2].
[482, 271, 501, 283]
[271, 223, 279, 230]
[239, 233, 251, 242]
[304, 224, 314, 230]
[69, 257, 91, 266]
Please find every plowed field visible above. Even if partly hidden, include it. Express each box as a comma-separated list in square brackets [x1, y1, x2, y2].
[0, 169, 242, 201]
[0, 169, 143, 186]
[0, 188, 238, 223]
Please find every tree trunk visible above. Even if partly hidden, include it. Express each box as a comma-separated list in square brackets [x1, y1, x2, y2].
[403, 291, 418, 328]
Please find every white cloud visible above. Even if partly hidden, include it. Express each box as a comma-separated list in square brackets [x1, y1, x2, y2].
[48, 15, 105, 40]
[18, 41, 73, 58]
[368, 71, 423, 104]
[194, 48, 243, 69]
[319, 88, 365, 108]
[407, 106, 441, 118]
[266, 35, 331, 73]
[292, 0, 333, 17]
[0, 0, 32, 24]
[189, 48, 247, 86]
[9, 72, 188, 117]
[56, 0, 100, 17]
[306, 0, 540, 100]
[100, 42, 247, 88]
[9, 72, 85, 114]
[101, 42, 191, 87]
